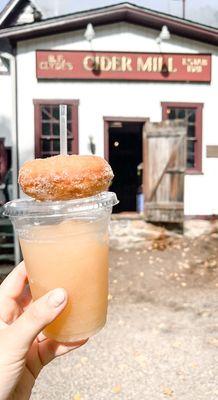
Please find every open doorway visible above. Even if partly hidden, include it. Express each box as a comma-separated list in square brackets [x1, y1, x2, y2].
[104, 118, 146, 213]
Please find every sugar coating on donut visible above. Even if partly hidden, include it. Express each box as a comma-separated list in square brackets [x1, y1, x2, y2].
[18, 155, 114, 201]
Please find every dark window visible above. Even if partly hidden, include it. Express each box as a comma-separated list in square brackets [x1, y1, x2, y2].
[34, 100, 79, 158]
[162, 102, 203, 172]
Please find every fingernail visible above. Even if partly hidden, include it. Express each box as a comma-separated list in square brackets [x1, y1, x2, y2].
[48, 289, 66, 307]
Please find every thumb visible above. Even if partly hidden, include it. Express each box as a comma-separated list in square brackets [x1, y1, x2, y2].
[8, 288, 67, 351]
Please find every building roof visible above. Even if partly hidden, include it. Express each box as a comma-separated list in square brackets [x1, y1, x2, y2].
[0, 2, 217, 45]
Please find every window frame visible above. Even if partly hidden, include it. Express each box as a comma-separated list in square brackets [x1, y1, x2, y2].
[161, 101, 203, 174]
[33, 99, 79, 157]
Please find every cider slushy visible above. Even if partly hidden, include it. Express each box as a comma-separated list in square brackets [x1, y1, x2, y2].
[4, 192, 118, 342]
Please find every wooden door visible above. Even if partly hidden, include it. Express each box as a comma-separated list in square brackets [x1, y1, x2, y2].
[143, 120, 186, 223]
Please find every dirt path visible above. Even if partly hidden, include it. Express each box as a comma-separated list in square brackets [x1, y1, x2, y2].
[31, 233, 218, 400]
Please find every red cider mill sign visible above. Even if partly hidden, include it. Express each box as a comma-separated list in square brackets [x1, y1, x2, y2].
[36, 51, 211, 82]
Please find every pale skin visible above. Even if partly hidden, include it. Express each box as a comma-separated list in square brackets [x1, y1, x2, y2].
[0, 262, 88, 400]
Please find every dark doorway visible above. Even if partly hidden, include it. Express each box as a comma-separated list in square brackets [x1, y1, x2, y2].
[0, 141, 12, 204]
[108, 121, 143, 213]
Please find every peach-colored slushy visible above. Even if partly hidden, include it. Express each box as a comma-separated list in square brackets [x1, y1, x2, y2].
[3, 192, 118, 342]
[20, 218, 109, 342]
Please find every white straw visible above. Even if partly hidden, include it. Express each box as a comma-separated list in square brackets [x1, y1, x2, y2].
[59, 104, 68, 155]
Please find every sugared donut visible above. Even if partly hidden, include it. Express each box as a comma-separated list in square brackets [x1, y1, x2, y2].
[18, 155, 114, 201]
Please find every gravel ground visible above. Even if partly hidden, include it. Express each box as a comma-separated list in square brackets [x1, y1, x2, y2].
[30, 233, 218, 400]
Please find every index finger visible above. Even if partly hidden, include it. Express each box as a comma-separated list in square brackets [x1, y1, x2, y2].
[0, 262, 27, 299]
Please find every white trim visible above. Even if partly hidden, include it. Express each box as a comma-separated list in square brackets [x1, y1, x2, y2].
[0, 0, 21, 26]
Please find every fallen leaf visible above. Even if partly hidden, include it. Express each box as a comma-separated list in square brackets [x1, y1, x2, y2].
[80, 357, 88, 364]
[172, 341, 182, 348]
[73, 393, 82, 400]
[163, 387, 174, 396]
[112, 385, 122, 394]
[191, 363, 198, 368]
[207, 337, 218, 347]
[139, 272, 144, 277]
[108, 294, 113, 300]
[209, 260, 217, 268]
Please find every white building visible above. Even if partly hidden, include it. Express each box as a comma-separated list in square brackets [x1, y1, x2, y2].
[0, 1, 218, 221]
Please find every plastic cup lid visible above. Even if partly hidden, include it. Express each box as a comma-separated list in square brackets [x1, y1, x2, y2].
[3, 192, 118, 218]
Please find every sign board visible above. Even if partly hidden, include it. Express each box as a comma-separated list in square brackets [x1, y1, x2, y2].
[207, 145, 218, 158]
[36, 51, 211, 82]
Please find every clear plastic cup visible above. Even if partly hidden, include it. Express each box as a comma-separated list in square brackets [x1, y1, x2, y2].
[3, 192, 118, 342]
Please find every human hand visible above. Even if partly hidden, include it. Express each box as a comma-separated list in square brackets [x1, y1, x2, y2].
[0, 262, 87, 400]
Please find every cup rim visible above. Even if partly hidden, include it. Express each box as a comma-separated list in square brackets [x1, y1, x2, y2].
[3, 192, 118, 218]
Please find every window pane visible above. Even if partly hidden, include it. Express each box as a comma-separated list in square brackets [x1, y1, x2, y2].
[167, 108, 176, 119]
[163, 104, 200, 170]
[67, 106, 72, 121]
[188, 109, 196, 123]
[67, 122, 72, 135]
[53, 123, 59, 136]
[37, 102, 78, 159]
[188, 125, 195, 138]
[187, 154, 195, 168]
[187, 140, 195, 153]
[52, 106, 59, 120]
[41, 106, 50, 120]
[178, 109, 185, 119]
[53, 139, 60, 152]
[42, 139, 50, 152]
[187, 140, 195, 168]
[42, 123, 51, 135]
[41, 153, 52, 158]
[67, 139, 72, 153]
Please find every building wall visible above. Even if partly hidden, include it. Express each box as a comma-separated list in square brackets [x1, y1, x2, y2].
[16, 22, 218, 215]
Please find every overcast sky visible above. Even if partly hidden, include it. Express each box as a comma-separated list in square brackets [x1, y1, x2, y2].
[0, 0, 218, 27]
